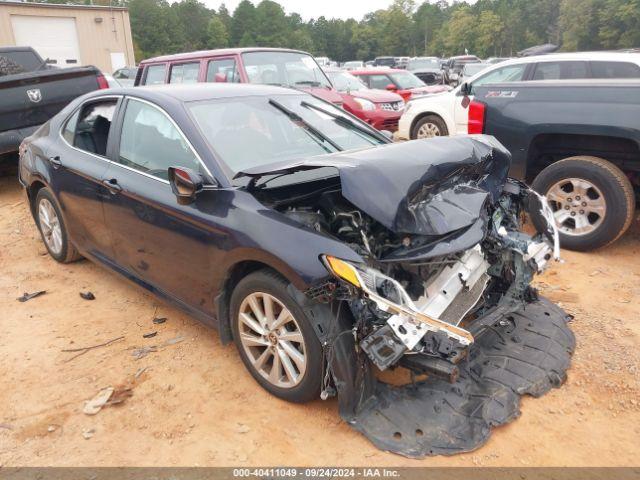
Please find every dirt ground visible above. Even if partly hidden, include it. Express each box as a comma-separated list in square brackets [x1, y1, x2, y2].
[1, 174, 639, 467]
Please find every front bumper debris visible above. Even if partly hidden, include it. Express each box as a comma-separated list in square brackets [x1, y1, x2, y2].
[331, 297, 575, 458]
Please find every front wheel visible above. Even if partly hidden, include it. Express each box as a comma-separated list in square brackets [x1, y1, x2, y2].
[411, 114, 449, 139]
[530, 156, 635, 251]
[230, 270, 323, 403]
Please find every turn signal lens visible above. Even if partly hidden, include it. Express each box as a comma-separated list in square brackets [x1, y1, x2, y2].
[324, 256, 361, 288]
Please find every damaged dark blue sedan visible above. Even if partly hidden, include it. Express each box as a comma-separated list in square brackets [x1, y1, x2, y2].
[18, 84, 575, 458]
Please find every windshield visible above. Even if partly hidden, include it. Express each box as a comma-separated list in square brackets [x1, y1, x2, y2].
[408, 59, 439, 70]
[189, 94, 384, 179]
[242, 51, 332, 89]
[389, 71, 425, 89]
[326, 71, 367, 92]
[344, 61, 362, 68]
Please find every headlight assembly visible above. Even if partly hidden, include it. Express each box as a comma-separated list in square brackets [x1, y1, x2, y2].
[353, 97, 376, 111]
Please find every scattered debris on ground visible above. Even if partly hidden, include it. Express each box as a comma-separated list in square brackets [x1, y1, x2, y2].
[17, 290, 46, 302]
[79, 291, 95, 301]
[83, 387, 114, 415]
[61, 336, 125, 362]
[153, 317, 167, 325]
[143, 332, 157, 339]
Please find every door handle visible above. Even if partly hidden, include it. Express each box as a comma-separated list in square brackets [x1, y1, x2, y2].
[48, 156, 62, 169]
[102, 178, 122, 194]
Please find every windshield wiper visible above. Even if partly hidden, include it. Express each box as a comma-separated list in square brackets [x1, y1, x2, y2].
[294, 80, 323, 87]
[268, 98, 341, 152]
[300, 101, 387, 142]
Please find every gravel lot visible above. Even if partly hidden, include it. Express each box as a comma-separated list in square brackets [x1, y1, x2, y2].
[1, 174, 639, 466]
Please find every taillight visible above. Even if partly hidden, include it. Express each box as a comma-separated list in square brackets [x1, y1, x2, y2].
[96, 74, 109, 89]
[467, 100, 485, 134]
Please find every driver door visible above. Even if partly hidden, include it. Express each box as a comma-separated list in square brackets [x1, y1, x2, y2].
[100, 97, 218, 315]
[453, 63, 528, 134]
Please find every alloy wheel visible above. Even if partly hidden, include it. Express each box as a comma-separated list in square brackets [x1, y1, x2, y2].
[38, 198, 63, 255]
[545, 177, 607, 236]
[237, 292, 307, 388]
[416, 122, 441, 138]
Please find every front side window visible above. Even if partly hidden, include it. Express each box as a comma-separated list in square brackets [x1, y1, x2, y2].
[367, 74, 393, 90]
[72, 100, 117, 156]
[471, 64, 527, 92]
[169, 62, 200, 84]
[206, 58, 240, 83]
[189, 94, 385, 178]
[143, 64, 166, 85]
[591, 61, 640, 78]
[242, 51, 331, 89]
[389, 72, 425, 89]
[117, 99, 202, 180]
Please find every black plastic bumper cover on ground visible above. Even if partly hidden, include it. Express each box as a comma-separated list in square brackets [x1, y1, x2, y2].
[332, 297, 575, 458]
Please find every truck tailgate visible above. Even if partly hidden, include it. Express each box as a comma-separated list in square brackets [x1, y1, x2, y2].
[0, 66, 102, 133]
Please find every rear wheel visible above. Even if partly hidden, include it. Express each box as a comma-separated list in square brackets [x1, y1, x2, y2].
[34, 187, 82, 263]
[230, 270, 323, 403]
[412, 114, 448, 139]
[530, 156, 635, 251]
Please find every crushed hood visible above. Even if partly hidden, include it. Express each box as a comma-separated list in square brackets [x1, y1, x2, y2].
[238, 135, 511, 236]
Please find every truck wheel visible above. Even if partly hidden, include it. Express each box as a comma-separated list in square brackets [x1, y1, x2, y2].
[230, 270, 323, 403]
[530, 156, 635, 251]
[412, 115, 448, 139]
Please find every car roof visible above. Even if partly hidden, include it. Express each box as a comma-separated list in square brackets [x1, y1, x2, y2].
[85, 83, 303, 104]
[140, 47, 313, 64]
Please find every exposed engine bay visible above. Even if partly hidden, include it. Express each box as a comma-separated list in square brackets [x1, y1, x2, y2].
[245, 136, 574, 457]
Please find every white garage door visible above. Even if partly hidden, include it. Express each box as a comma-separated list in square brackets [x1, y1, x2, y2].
[11, 15, 81, 67]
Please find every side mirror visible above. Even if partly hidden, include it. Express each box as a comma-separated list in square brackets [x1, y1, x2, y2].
[386, 83, 397, 91]
[168, 166, 204, 205]
[214, 72, 227, 83]
[460, 82, 472, 96]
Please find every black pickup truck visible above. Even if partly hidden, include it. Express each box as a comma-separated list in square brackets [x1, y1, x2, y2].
[0, 47, 108, 160]
[470, 80, 639, 251]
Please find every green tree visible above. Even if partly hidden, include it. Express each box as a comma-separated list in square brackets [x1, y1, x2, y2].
[445, 7, 477, 55]
[230, 0, 257, 46]
[475, 10, 504, 57]
[207, 15, 229, 48]
[254, 0, 289, 47]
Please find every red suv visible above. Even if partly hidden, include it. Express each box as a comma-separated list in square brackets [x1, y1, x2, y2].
[323, 68, 404, 131]
[135, 48, 343, 106]
[351, 68, 450, 102]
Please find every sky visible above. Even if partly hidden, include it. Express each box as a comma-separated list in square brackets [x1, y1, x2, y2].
[203, 0, 404, 21]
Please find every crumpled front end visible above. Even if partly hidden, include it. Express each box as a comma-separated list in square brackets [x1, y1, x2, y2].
[255, 135, 574, 457]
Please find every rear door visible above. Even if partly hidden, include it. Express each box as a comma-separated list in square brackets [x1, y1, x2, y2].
[51, 97, 121, 260]
[100, 97, 217, 313]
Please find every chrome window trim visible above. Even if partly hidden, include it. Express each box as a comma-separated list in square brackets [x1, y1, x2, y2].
[121, 97, 215, 181]
[58, 94, 215, 187]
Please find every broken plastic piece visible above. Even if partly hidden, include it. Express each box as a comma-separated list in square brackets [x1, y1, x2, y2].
[79, 291, 95, 300]
[17, 290, 46, 302]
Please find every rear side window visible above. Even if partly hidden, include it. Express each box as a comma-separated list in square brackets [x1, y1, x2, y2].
[143, 65, 166, 85]
[591, 61, 640, 78]
[169, 62, 200, 84]
[72, 100, 117, 156]
[368, 74, 393, 89]
[533, 61, 588, 80]
[206, 58, 240, 83]
[117, 99, 202, 180]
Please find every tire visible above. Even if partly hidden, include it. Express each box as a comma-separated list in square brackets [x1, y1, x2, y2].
[230, 270, 323, 403]
[411, 114, 449, 139]
[530, 156, 635, 251]
[34, 187, 82, 263]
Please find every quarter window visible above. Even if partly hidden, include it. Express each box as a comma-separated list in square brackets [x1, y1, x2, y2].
[206, 58, 240, 83]
[62, 110, 80, 144]
[591, 61, 640, 78]
[117, 99, 202, 180]
[72, 100, 117, 156]
[143, 64, 166, 85]
[169, 62, 200, 84]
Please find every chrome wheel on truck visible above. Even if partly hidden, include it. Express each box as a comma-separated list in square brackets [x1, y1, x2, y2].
[531, 156, 635, 251]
